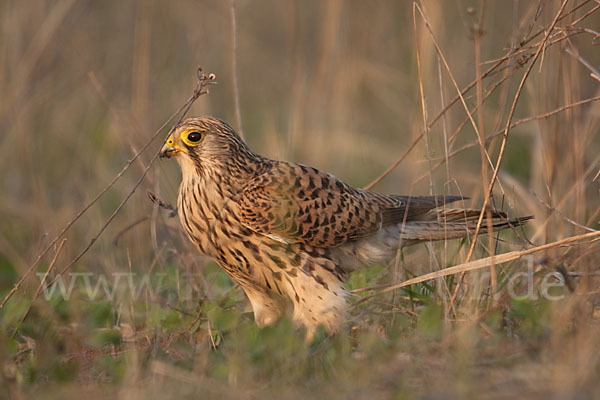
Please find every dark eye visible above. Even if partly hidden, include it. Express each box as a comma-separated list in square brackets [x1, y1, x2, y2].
[187, 131, 203, 142]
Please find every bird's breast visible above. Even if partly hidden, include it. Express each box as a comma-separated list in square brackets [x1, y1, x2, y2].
[177, 179, 228, 256]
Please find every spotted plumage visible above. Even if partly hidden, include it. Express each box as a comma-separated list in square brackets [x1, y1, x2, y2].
[160, 117, 531, 338]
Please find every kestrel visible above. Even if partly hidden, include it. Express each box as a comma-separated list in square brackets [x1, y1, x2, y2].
[159, 117, 530, 338]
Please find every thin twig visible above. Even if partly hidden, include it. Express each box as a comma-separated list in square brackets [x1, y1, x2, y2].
[530, 189, 597, 233]
[46, 71, 216, 288]
[364, 1, 597, 191]
[565, 46, 600, 81]
[353, 229, 600, 298]
[412, 95, 600, 185]
[113, 216, 151, 246]
[0, 70, 215, 308]
[207, 319, 217, 351]
[364, 17, 513, 190]
[147, 190, 178, 217]
[448, 0, 572, 311]
[230, 0, 244, 138]
[413, 3, 433, 196]
[89, 72, 152, 184]
[12, 239, 67, 337]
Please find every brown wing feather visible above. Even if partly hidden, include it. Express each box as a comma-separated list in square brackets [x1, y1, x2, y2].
[236, 162, 465, 248]
[381, 195, 466, 224]
[237, 162, 384, 247]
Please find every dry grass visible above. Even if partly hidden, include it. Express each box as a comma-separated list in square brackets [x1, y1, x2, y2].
[1, 1, 599, 399]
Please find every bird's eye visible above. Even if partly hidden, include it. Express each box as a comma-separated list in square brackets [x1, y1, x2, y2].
[182, 131, 205, 146]
[187, 132, 202, 142]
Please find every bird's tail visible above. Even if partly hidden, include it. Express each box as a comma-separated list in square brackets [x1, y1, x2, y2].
[400, 209, 532, 242]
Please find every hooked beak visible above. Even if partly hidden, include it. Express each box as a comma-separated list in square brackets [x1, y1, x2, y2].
[159, 143, 175, 158]
[160, 137, 187, 158]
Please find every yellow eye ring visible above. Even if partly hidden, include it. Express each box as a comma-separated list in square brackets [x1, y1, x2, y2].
[181, 130, 205, 146]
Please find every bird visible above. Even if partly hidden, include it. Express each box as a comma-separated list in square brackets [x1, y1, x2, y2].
[159, 117, 531, 339]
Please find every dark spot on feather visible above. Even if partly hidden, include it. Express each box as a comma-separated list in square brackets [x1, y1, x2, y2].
[242, 240, 259, 253]
[229, 230, 242, 240]
[270, 255, 287, 270]
[291, 254, 301, 267]
[264, 276, 272, 290]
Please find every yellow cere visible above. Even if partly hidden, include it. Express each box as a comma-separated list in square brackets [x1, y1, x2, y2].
[165, 135, 188, 155]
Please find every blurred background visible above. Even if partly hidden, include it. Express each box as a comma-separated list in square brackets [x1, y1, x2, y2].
[1, 0, 599, 398]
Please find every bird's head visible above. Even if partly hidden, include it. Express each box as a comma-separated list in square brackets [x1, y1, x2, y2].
[160, 117, 256, 178]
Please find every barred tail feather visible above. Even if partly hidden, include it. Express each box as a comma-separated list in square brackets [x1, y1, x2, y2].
[400, 209, 532, 241]
[334, 209, 532, 272]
